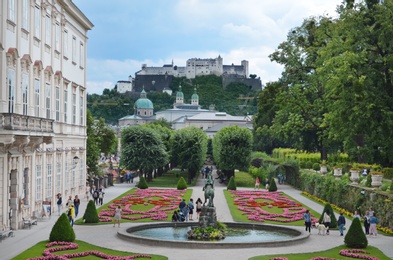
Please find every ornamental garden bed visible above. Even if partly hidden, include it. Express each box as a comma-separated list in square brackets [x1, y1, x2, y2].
[224, 190, 320, 225]
[13, 240, 167, 260]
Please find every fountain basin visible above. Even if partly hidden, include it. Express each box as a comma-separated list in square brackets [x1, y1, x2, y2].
[117, 222, 309, 249]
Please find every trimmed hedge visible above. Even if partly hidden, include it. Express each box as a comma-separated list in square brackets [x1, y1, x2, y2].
[344, 217, 368, 248]
[49, 213, 75, 242]
[177, 177, 187, 190]
[268, 178, 277, 192]
[83, 200, 99, 223]
[227, 176, 237, 190]
[137, 176, 148, 189]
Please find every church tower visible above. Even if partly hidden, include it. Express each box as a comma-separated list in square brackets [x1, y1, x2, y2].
[191, 87, 199, 106]
[175, 85, 184, 105]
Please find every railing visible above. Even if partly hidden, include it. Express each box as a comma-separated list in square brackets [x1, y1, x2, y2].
[1, 113, 54, 133]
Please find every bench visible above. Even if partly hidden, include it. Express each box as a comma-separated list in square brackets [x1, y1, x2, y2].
[0, 229, 14, 242]
[23, 217, 37, 229]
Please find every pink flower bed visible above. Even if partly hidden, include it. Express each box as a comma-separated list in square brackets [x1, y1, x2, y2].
[27, 241, 151, 260]
[229, 190, 318, 223]
[339, 249, 379, 260]
[99, 188, 185, 222]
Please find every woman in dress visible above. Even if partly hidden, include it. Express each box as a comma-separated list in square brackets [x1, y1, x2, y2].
[196, 198, 203, 219]
[323, 209, 331, 235]
[113, 205, 122, 227]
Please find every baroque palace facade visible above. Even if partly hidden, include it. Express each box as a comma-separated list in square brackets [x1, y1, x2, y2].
[0, 0, 93, 229]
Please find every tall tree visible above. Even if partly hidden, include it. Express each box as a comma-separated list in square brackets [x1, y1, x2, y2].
[171, 127, 208, 184]
[86, 110, 100, 179]
[319, 0, 393, 164]
[213, 125, 253, 178]
[120, 126, 169, 181]
[94, 118, 117, 156]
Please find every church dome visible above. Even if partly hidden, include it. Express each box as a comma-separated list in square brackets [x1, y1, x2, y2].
[176, 85, 184, 98]
[135, 98, 154, 109]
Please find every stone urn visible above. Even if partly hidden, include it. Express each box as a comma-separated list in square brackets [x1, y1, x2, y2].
[320, 165, 328, 175]
[333, 168, 342, 180]
[371, 174, 383, 189]
[350, 169, 360, 184]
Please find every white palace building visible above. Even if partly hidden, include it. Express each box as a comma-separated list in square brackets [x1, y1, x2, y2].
[0, 0, 93, 230]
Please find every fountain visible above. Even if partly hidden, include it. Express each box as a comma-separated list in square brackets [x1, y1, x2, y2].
[117, 172, 309, 248]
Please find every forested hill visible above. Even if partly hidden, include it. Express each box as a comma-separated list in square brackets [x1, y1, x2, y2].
[87, 75, 261, 125]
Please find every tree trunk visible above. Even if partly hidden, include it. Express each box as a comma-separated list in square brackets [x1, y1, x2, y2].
[147, 170, 153, 182]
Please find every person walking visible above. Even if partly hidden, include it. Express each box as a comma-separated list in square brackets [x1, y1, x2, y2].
[363, 210, 370, 235]
[68, 204, 75, 227]
[98, 185, 105, 206]
[93, 189, 99, 205]
[56, 193, 62, 216]
[303, 210, 312, 233]
[265, 178, 270, 190]
[255, 177, 260, 190]
[85, 184, 90, 201]
[369, 213, 379, 237]
[182, 205, 189, 222]
[188, 199, 194, 221]
[113, 205, 122, 227]
[195, 198, 203, 220]
[179, 199, 186, 211]
[338, 212, 346, 236]
[73, 195, 80, 218]
[66, 195, 73, 207]
[323, 209, 331, 235]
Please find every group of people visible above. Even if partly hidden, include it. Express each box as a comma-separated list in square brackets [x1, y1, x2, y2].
[172, 198, 203, 222]
[125, 171, 135, 183]
[303, 207, 379, 237]
[201, 166, 213, 179]
[92, 185, 105, 206]
[254, 177, 270, 190]
[56, 193, 81, 227]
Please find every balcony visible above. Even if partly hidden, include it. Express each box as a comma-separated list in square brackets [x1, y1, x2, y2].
[1, 113, 54, 133]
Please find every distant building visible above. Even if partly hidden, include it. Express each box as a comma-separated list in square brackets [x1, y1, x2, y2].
[136, 56, 248, 79]
[117, 75, 134, 93]
[118, 89, 155, 126]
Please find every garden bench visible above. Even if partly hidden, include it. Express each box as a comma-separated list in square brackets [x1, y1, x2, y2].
[23, 217, 37, 229]
[0, 229, 14, 242]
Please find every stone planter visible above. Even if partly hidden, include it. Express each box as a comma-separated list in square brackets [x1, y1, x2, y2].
[350, 170, 360, 184]
[320, 165, 328, 175]
[371, 174, 383, 189]
[333, 168, 342, 180]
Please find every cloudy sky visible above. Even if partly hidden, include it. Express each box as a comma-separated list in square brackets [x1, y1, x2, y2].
[73, 0, 342, 94]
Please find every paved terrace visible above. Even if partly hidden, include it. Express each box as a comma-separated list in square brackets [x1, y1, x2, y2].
[1, 170, 392, 260]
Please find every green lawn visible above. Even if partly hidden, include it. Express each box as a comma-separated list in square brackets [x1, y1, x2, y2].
[142, 170, 198, 187]
[249, 245, 389, 260]
[13, 240, 167, 260]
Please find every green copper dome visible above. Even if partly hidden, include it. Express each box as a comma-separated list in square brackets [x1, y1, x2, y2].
[176, 85, 184, 98]
[191, 88, 198, 100]
[135, 98, 154, 109]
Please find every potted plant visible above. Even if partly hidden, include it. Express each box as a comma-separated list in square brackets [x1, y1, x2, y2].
[349, 164, 360, 184]
[320, 160, 328, 175]
[333, 165, 342, 180]
[370, 171, 383, 189]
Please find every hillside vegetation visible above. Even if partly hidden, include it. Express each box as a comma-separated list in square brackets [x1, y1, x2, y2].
[87, 75, 260, 124]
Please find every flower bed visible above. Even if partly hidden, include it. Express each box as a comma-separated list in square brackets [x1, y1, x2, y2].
[98, 188, 185, 222]
[229, 190, 318, 224]
[28, 241, 151, 260]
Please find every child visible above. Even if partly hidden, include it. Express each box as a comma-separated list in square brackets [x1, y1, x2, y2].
[255, 177, 260, 190]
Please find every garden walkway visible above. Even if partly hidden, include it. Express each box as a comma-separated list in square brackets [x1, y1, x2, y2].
[1, 171, 393, 260]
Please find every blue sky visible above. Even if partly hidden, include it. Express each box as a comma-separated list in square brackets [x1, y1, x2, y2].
[73, 0, 342, 94]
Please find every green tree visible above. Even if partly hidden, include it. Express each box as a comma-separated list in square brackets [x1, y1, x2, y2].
[83, 200, 99, 223]
[94, 118, 117, 156]
[86, 110, 100, 180]
[344, 217, 368, 248]
[120, 126, 169, 182]
[171, 127, 208, 184]
[213, 125, 253, 178]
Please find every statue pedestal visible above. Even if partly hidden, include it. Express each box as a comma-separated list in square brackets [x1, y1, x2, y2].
[199, 206, 217, 228]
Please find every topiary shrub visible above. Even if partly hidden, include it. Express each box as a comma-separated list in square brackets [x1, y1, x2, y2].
[268, 177, 277, 192]
[83, 200, 99, 223]
[49, 213, 75, 242]
[177, 177, 187, 190]
[137, 176, 148, 189]
[312, 163, 320, 172]
[227, 176, 237, 190]
[344, 217, 368, 248]
[318, 203, 338, 228]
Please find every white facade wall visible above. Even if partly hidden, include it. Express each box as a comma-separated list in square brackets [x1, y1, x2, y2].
[0, 0, 93, 230]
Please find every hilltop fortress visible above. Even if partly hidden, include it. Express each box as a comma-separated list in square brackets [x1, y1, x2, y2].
[117, 56, 262, 93]
[137, 55, 249, 79]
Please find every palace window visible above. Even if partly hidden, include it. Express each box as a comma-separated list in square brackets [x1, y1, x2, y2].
[45, 14, 51, 45]
[79, 42, 84, 68]
[72, 36, 76, 63]
[79, 96, 84, 125]
[22, 0, 29, 30]
[56, 87, 60, 121]
[64, 30, 68, 57]
[22, 73, 29, 115]
[8, 0, 15, 22]
[36, 165, 42, 201]
[34, 5, 41, 38]
[55, 22, 60, 51]
[46, 163, 52, 198]
[56, 161, 61, 194]
[46, 83, 51, 119]
[35, 79, 40, 117]
[8, 69, 15, 113]
[72, 93, 76, 124]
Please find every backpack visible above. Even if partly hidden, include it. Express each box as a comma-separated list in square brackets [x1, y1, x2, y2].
[93, 191, 98, 199]
[98, 192, 103, 199]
